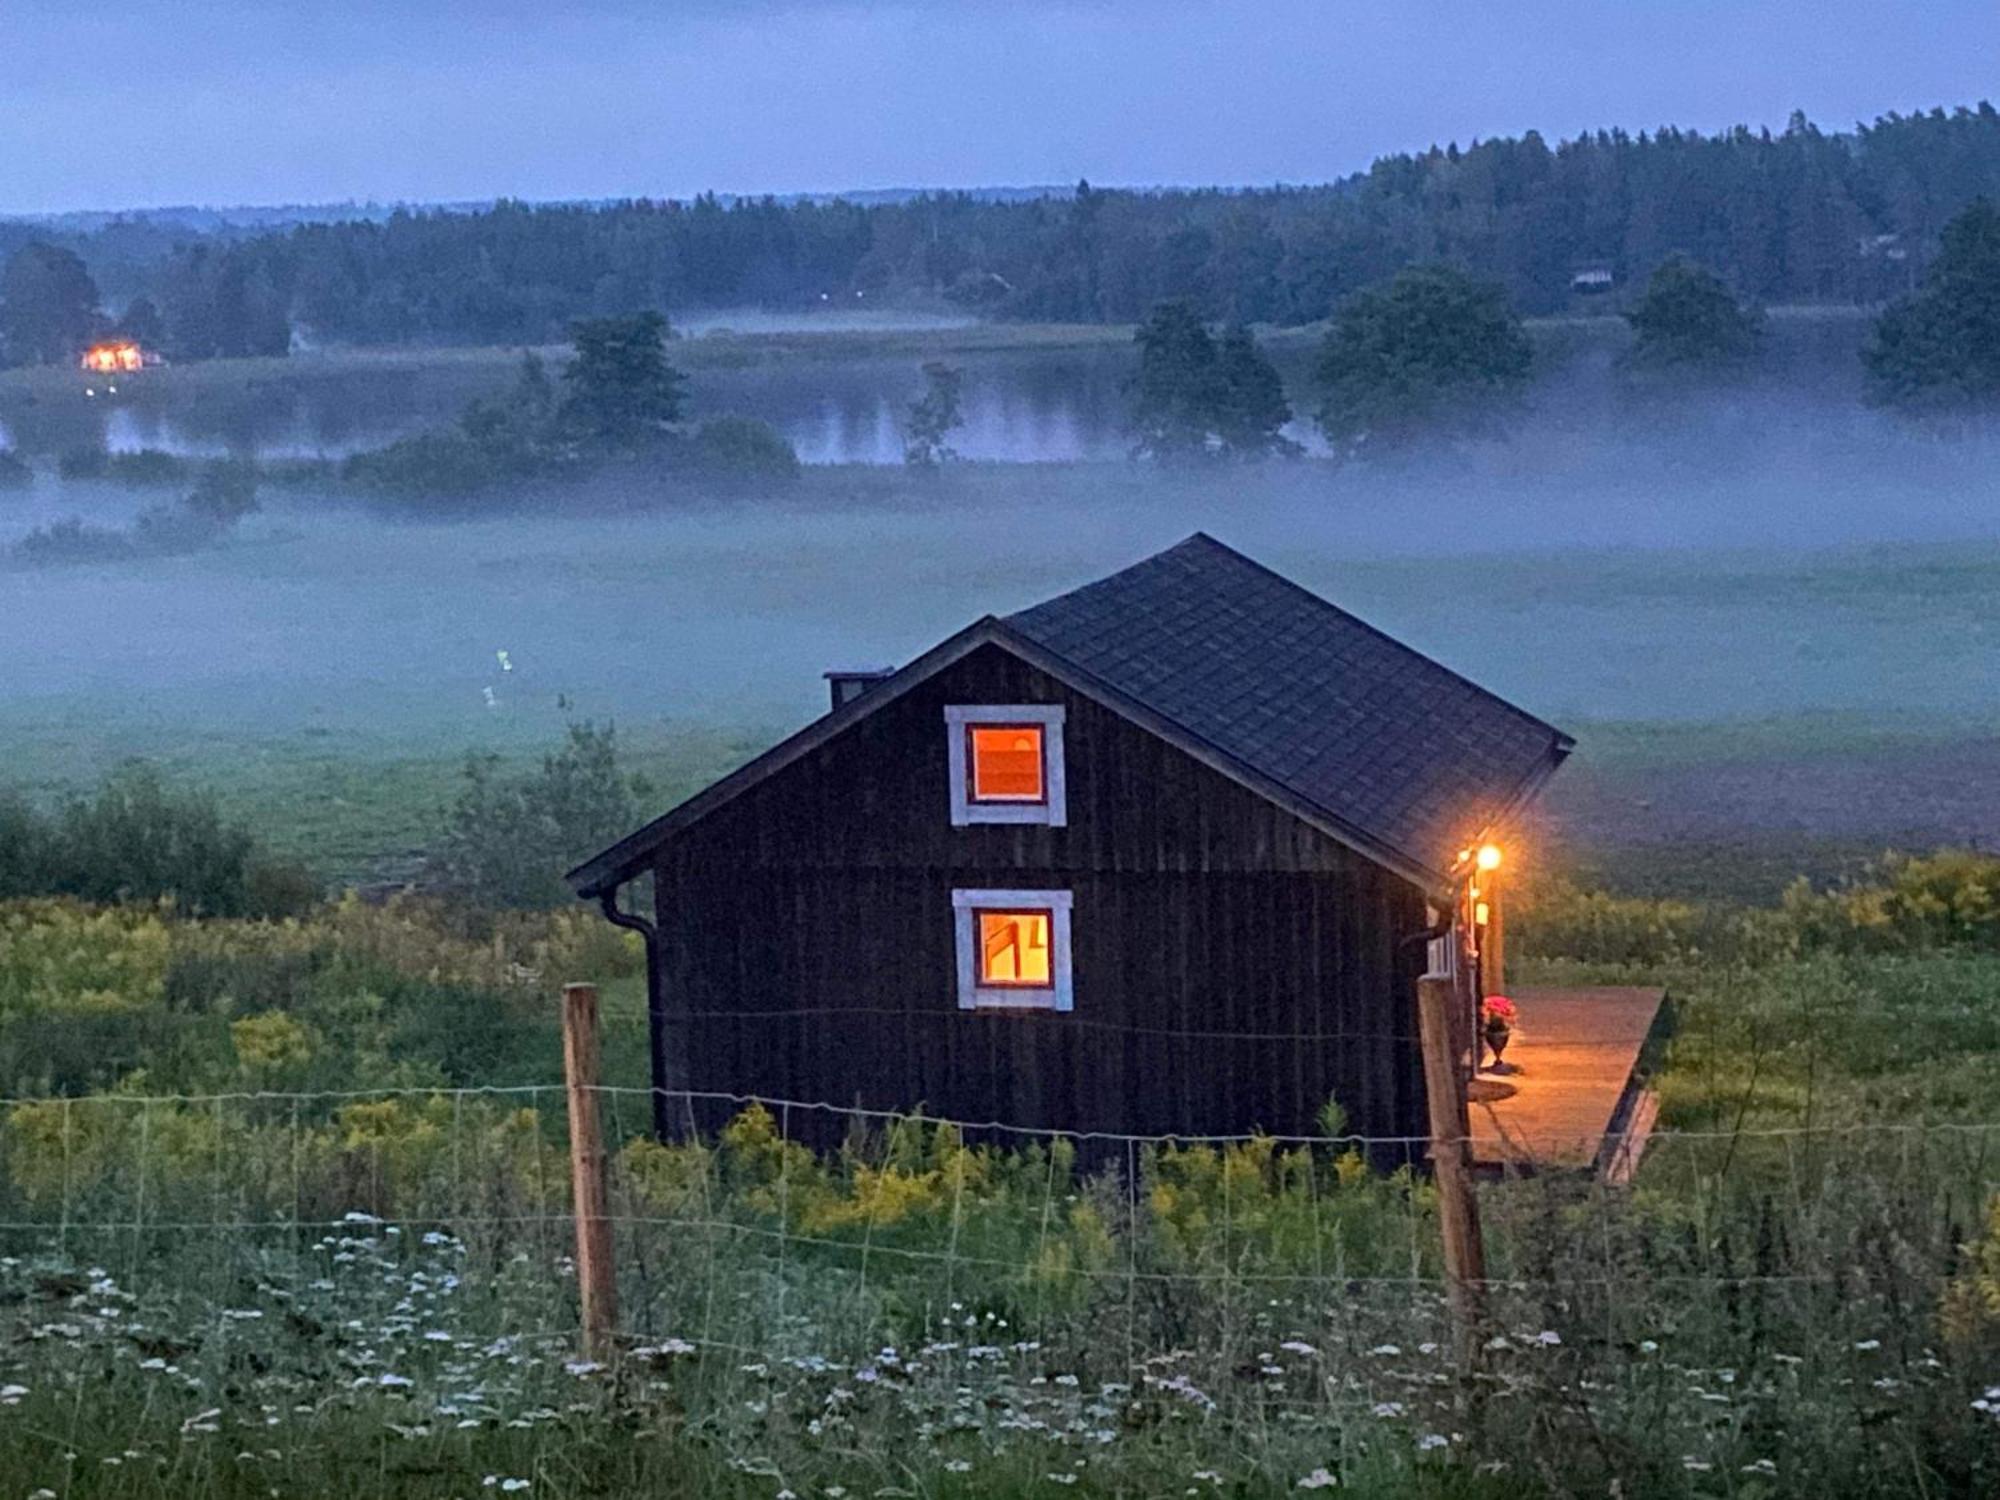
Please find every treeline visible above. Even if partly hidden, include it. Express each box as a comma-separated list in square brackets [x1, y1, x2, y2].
[80, 104, 2000, 353]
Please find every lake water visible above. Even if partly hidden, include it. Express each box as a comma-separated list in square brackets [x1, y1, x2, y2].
[0, 345, 1150, 467]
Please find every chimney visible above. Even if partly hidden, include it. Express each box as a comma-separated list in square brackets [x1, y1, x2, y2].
[824, 666, 895, 711]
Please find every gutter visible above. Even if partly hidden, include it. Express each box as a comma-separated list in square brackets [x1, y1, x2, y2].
[596, 886, 676, 1142]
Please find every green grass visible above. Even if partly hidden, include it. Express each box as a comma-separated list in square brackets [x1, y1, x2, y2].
[0, 720, 761, 889]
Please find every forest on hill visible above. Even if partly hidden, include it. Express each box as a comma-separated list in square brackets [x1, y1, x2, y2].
[4, 104, 1999, 358]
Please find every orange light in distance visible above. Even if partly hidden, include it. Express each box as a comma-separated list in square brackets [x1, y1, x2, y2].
[1476, 844, 1503, 872]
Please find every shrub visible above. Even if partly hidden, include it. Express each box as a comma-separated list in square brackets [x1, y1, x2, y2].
[1624, 255, 1763, 368]
[11, 516, 132, 565]
[342, 428, 518, 499]
[1511, 877, 1759, 967]
[0, 767, 315, 918]
[1779, 849, 2000, 952]
[0, 450, 30, 489]
[426, 722, 648, 909]
[687, 414, 801, 486]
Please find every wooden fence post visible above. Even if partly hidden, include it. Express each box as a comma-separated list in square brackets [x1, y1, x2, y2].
[562, 982, 618, 1360]
[1417, 972, 1487, 1369]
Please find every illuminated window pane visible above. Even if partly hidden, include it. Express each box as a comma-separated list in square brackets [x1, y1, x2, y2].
[977, 910, 1052, 987]
[968, 725, 1044, 802]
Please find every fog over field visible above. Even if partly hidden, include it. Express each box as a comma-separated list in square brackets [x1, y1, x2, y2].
[7, 419, 1999, 747]
[7, 314, 2000, 887]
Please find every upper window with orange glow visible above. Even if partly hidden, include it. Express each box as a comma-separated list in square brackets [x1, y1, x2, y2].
[976, 909, 1052, 986]
[945, 705, 1066, 826]
[968, 724, 1044, 803]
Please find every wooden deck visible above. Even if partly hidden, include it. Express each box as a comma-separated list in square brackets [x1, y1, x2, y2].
[1467, 985, 1668, 1176]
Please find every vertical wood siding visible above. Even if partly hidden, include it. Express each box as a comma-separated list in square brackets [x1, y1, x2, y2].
[651, 643, 1430, 1149]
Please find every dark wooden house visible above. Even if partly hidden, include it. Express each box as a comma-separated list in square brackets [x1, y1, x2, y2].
[569, 535, 1572, 1147]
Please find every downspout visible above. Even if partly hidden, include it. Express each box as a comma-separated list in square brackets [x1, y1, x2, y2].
[596, 884, 675, 1143]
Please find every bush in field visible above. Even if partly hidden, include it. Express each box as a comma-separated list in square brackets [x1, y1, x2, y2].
[14, 460, 260, 565]
[428, 722, 650, 909]
[11, 515, 132, 565]
[1624, 255, 1763, 369]
[687, 414, 801, 486]
[345, 352, 561, 500]
[1780, 849, 2000, 951]
[1511, 876, 1767, 966]
[0, 894, 643, 1097]
[342, 427, 520, 499]
[0, 767, 314, 918]
[0, 450, 30, 489]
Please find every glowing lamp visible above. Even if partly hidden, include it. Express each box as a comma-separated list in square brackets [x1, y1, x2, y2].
[1476, 843, 1503, 872]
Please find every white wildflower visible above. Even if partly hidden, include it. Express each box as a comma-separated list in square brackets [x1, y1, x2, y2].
[1296, 1470, 1338, 1490]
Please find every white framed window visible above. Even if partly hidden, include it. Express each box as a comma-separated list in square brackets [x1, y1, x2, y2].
[952, 888, 1074, 1011]
[944, 704, 1067, 826]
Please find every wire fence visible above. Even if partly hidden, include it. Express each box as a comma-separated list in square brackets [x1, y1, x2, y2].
[0, 1084, 1996, 1489]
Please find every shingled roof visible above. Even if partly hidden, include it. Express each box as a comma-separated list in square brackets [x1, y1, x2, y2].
[567, 533, 1571, 898]
[1005, 533, 1572, 881]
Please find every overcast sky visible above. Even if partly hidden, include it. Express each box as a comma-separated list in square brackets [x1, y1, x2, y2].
[5, 0, 1997, 214]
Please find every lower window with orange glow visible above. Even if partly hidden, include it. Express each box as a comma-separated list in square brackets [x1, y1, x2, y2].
[976, 909, 1052, 987]
[953, 889, 1073, 1010]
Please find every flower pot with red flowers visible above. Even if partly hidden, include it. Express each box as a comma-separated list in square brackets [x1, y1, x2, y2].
[1480, 995, 1517, 1071]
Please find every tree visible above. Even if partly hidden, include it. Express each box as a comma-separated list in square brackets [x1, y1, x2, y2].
[1210, 326, 1298, 457]
[0, 243, 101, 365]
[1864, 198, 2000, 410]
[1624, 256, 1763, 367]
[1312, 265, 1533, 457]
[559, 312, 688, 446]
[1129, 302, 1296, 461]
[1129, 301, 1219, 460]
[902, 361, 965, 466]
[116, 295, 165, 348]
